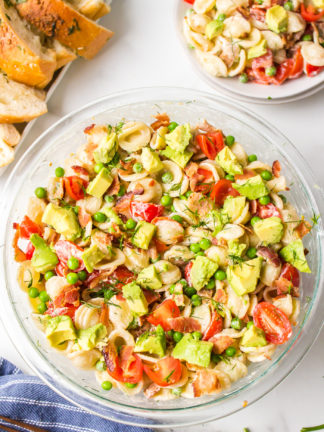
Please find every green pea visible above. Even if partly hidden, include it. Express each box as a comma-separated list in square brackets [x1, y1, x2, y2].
[192, 331, 202, 340]
[77, 270, 88, 281]
[66, 272, 79, 285]
[191, 294, 202, 307]
[34, 187, 46, 199]
[55, 167, 65, 177]
[101, 381, 112, 391]
[225, 135, 235, 147]
[302, 34, 312, 41]
[167, 330, 174, 338]
[171, 215, 183, 223]
[225, 174, 235, 181]
[105, 195, 114, 203]
[161, 171, 173, 184]
[117, 185, 126, 197]
[67, 256, 80, 270]
[250, 216, 261, 227]
[246, 247, 257, 259]
[126, 219, 136, 230]
[225, 346, 236, 357]
[96, 360, 107, 371]
[168, 122, 178, 132]
[211, 353, 221, 363]
[173, 331, 183, 343]
[266, 66, 277, 77]
[172, 388, 182, 396]
[184, 286, 197, 298]
[195, 251, 205, 256]
[206, 278, 215, 290]
[39, 291, 50, 303]
[179, 279, 187, 286]
[44, 271, 55, 281]
[199, 238, 211, 250]
[190, 243, 201, 253]
[279, 194, 287, 203]
[239, 73, 248, 83]
[161, 195, 172, 207]
[246, 321, 254, 329]
[179, 195, 186, 200]
[94, 163, 104, 174]
[259, 195, 270, 205]
[231, 317, 243, 330]
[28, 287, 39, 298]
[247, 154, 257, 163]
[283, 1, 293, 10]
[169, 284, 176, 294]
[217, 13, 226, 21]
[133, 163, 143, 173]
[93, 212, 107, 223]
[215, 269, 226, 281]
[37, 302, 47, 314]
[185, 190, 192, 198]
[261, 170, 272, 181]
[125, 382, 137, 389]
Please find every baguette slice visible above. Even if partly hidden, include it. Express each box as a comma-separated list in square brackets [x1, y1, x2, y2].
[0, 140, 14, 167]
[15, 0, 114, 59]
[69, 0, 111, 20]
[0, 73, 47, 123]
[0, 0, 57, 88]
[52, 40, 77, 70]
[0, 124, 21, 147]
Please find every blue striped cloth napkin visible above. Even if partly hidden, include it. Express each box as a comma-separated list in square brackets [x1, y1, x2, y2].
[0, 358, 152, 432]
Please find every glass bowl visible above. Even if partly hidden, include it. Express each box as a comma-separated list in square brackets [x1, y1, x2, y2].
[1, 87, 324, 428]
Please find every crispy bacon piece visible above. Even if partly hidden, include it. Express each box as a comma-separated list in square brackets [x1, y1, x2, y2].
[114, 196, 132, 219]
[78, 207, 91, 228]
[53, 286, 80, 308]
[192, 370, 221, 397]
[150, 113, 170, 131]
[84, 124, 95, 134]
[274, 278, 299, 297]
[187, 192, 214, 218]
[166, 317, 201, 333]
[144, 383, 161, 399]
[295, 220, 312, 239]
[209, 335, 234, 354]
[257, 246, 281, 267]
[118, 159, 135, 176]
[12, 225, 27, 262]
[143, 289, 160, 305]
[102, 342, 119, 375]
[71, 165, 89, 182]
[196, 120, 219, 134]
[99, 303, 109, 327]
[107, 175, 120, 196]
[272, 160, 281, 178]
[250, 199, 258, 215]
[184, 162, 207, 192]
[234, 169, 256, 181]
[214, 287, 227, 304]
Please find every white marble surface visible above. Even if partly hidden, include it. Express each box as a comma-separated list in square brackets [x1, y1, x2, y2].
[1, 0, 324, 431]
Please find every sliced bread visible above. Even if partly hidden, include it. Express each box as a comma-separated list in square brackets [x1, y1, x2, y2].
[0, 0, 57, 88]
[69, 0, 111, 20]
[15, 0, 114, 59]
[0, 124, 21, 168]
[0, 73, 47, 123]
[51, 40, 77, 70]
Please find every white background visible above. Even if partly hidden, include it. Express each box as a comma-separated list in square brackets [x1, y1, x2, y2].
[1, 1, 324, 431]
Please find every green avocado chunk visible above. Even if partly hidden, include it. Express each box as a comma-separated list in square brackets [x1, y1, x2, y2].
[93, 131, 118, 164]
[254, 216, 284, 245]
[223, 196, 246, 222]
[241, 324, 267, 347]
[42, 203, 81, 241]
[86, 168, 113, 199]
[101, 206, 123, 225]
[30, 234, 58, 273]
[132, 221, 156, 250]
[122, 282, 148, 316]
[45, 315, 76, 347]
[205, 209, 225, 235]
[279, 239, 311, 273]
[232, 175, 269, 200]
[247, 39, 268, 60]
[266, 5, 288, 34]
[137, 264, 162, 290]
[134, 325, 166, 357]
[161, 146, 193, 169]
[191, 256, 219, 291]
[205, 20, 224, 39]
[77, 323, 107, 351]
[228, 239, 246, 258]
[216, 147, 243, 175]
[172, 333, 213, 368]
[81, 244, 106, 273]
[141, 148, 164, 173]
[165, 123, 192, 153]
[227, 257, 262, 296]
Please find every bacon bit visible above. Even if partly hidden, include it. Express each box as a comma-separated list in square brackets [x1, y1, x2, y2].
[99, 303, 109, 327]
[148, 179, 156, 187]
[192, 370, 221, 397]
[78, 207, 91, 228]
[71, 165, 89, 182]
[234, 169, 256, 181]
[274, 278, 299, 297]
[144, 383, 161, 399]
[211, 237, 219, 246]
[107, 175, 120, 196]
[184, 161, 199, 178]
[196, 120, 219, 134]
[257, 246, 281, 267]
[249, 6, 266, 22]
[12, 225, 27, 262]
[53, 286, 80, 308]
[214, 287, 227, 304]
[184, 162, 207, 192]
[171, 283, 185, 307]
[114, 197, 132, 219]
[88, 271, 113, 290]
[155, 239, 170, 254]
[187, 192, 214, 218]
[295, 220, 312, 239]
[48, 177, 64, 201]
[272, 160, 281, 178]
[150, 113, 170, 131]
[109, 223, 123, 238]
[143, 289, 160, 305]
[250, 199, 258, 215]
[166, 317, 201, 333]
[102, 342, 119, 374]
[198, 289, 213, 299]
[147, 243, 159, 261]
[84, 124, 95, 134]
[209, 335, 234, 354]
[118, 160, 135, 176]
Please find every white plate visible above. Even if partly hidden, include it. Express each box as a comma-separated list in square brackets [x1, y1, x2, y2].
[175, 1, 324, 104]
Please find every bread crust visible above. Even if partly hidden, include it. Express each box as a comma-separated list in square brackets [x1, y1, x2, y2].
[0, 1, 57, 88]
[16, 0, 114, 59]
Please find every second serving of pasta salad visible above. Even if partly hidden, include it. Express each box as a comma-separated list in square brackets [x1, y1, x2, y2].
[13, 114, 312, 400]
[183, 0, 324, 85]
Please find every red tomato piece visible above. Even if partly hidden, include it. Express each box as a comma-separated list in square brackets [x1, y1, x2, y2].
[289, 48, 304, 79]
[257, 203, 282, 219]
[54, 240, 85, 272]
[196, 132, 225, 160]
[305, 63, 324, 77]
[183, 0, 195, 4]
[251, 50, 274, 85]
[147, 299, 180, 331]
[155, 239, 170, 254]
[197, 167, 214, 180]
[130, 201, 164, 223]
[63, 176, 88, 201]
[119, 346, 143, 384]
[272, 60, 291, 85]
[253, 302, 292, 345]
[280, 263, 300, 287]
[45, 303, 78, 319]
[203, 311, 223, 341]
[184, 261, 193, 286]
[210, 179, 240, 206]
[143, 357, 182, 387]
[12, 227, 27, 262]
[19, 215, 42, 239]
[108, 266, 135, 290]
[55, 262, 68, 277]
[102, 342, 123, 382]
[300, 3, 324, 21]
[25, 242, 35, 260]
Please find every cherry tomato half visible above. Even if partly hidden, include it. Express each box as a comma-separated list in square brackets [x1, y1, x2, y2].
[210, 179, 240, 206]
[147, 299, 180, 331]
[253, 302, 292, 345]
[143, 357, 182, 387]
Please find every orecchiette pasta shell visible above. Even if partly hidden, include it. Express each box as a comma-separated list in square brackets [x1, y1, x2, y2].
[172, 198, 198, 224]
[45, 276, 69, 300]
[93, 248, 125, 272]
[127, 177, 162, 203]
[247, 294, 258, 316]
[163, 245, 195, 265]
[77, 195, 102, 215]
[183, 226, 213, 245]
[74, 304, 101, 330]
[301, 41, 324, 67]
[223, 15, 251, 39]
[192, 304, 211, 332]
[150, 126, 168, 150]
[266, 175, 287, 193]
[226, 285, 250, 319]
[216, 224, 245, 241]
[287, 11, 306, 33]
[154, 260, 182, 285]
[240, 344, 276, 362]
[216, 0, 248, 15]
[193, 0, 216, 14]
[68, 348, 101, 369]
[119, 155, 148, 182]
[124, 246, 150, 272]
[160, 160, 184, 197]
[108, 328, 135, 347]
[183, 20, 213, 51]
[205, 245, 228, 267]
[270, 192, 284, 210]
[187, 13, 212, 33]
[230, 142, 248, 167]
[154, 218, 184, 244]
[116, 380, 144, 396]
[109, 297, 133, 329]
[273, 294, 293, 318]
[246, 160, 272, 172]
[118, 121, 151, 152]
[238, 28, 261, 48]
[260, 261, 282, 287]
[261, 30, 284, 50]
[216, 357, 248, 382]
[195, 51, 228, 77]
[198, 160, 223, 181]
[228, 49, 247, 77]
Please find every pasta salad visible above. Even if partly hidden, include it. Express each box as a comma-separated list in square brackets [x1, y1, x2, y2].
[183, 0, 324, 85]
[13, 115, 313, 400]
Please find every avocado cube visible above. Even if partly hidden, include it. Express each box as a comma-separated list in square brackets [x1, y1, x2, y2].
[141, 148, 164, 173]
[42, 203, 81, 241]
[137, 264, 162, 290]
[216, 147, 243, 175]
[134, 325, 166, 357]
[247, 39, 268, 60]
[191, 256, 218, 291]
[86, 168, 113, 199]
[101, 206, 123, 225]
[132, 221, 156, 250]
[227, 257, 262, 296]
[122, 282, 148, 316]
[254, 216, 284, 245]
[45, 315, 76, 347]
[223, 196, 246, 222]
[165, 123, 192, 153]
[93, 132, 118, 164]
[160, 146, 193, 169]
[279, 239, 311, 273]
[205, 20, 224, 40]
[30, 234, 58, 273]
[241, 324, 267, 347]
[228, 239, 246, 258]
[77, 323, 107, 351]
[266, 5, 288, 34]
[232, 175, 269, 200]
[81, 244, 106, 273]
[172, 333, 213, 368]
